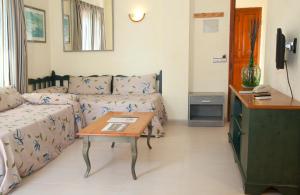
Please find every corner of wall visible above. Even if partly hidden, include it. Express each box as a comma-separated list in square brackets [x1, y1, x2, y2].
[25, 0, 52, 79]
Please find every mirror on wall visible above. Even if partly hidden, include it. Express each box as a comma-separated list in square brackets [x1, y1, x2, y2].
[62, 0, 113, 52]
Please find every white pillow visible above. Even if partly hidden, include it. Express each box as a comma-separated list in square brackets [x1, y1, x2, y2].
[68, 76, 112, 95]
[113, 74, 157, 95]
[0, 87, 25, 112]
[22, 93, 79, 105]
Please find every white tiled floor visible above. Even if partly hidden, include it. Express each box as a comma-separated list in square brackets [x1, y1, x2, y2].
[11, 122, 248, 195]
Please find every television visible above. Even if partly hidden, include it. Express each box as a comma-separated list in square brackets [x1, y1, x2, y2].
[276, 28, 286, 69]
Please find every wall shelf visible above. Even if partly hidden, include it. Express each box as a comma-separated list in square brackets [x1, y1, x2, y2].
[193, 12, 224, 19]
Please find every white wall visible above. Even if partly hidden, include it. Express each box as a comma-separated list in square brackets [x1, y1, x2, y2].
[189, 0, 230, 118]
[161, 0, 190, 120]
[264, 0, 300, 100]
[236, 0, 268, 83]
[24, 0, 52, 78]
[189, 0, 230, 93]
[46, 0, 190, 120]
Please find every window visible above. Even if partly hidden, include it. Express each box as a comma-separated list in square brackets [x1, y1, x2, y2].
[0, 0, 27, 93]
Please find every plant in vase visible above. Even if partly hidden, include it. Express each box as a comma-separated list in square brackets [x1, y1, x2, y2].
[242, 19, 261, 88]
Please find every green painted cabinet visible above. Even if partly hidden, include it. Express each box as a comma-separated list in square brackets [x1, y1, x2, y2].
[229, 86, 300, 195]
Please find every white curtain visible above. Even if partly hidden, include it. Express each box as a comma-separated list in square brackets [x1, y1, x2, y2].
[92, 6, 101, 50]
[81, 3, 93, 50]
[0, 0, 27, 93]
[79, 2, 105, 50]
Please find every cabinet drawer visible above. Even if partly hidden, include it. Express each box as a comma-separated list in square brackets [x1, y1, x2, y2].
[190, 96, 224, 105]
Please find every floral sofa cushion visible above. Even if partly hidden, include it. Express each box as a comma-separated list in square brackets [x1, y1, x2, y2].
[68, 76, 112, 95]
[113, 74, 157, 95]
[33, 86, 68, 93]
[0, 87, 24, 112]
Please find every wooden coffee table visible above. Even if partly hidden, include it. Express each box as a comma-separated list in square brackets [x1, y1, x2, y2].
[77, 112, 154, 180]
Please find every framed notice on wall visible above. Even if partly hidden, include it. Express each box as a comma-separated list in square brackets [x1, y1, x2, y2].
[203, 19, 219, 33]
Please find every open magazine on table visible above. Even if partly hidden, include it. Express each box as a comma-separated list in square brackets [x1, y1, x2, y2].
[102, 117, 139, 132]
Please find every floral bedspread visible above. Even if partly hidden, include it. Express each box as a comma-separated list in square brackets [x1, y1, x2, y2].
[79, 93, 167, 137]
[0, 94, 85, 194]
[21, 93, 85, 131]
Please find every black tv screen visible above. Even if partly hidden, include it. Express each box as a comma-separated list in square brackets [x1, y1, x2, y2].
[276, 28, 286, 69]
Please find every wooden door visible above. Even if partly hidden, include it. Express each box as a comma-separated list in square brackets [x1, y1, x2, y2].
[232, 8, 262, 90]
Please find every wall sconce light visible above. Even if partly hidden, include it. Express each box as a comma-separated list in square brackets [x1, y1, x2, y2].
[129, 8, 146, 22]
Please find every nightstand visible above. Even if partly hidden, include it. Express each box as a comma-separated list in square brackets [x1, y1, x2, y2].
[188, 92, 225, 127]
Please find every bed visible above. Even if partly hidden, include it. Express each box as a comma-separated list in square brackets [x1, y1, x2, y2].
[0, 92, 84, 194]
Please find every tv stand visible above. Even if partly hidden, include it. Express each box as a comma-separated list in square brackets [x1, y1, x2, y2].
[229, 85, 300, 195]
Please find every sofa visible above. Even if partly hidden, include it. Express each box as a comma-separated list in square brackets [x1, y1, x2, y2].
[0, 72, 166, 194]
[29, 71, 167, 137]
[0, 87, 85, 194]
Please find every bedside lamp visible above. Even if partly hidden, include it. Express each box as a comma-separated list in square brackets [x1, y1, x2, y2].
[129, 8, 146, 22]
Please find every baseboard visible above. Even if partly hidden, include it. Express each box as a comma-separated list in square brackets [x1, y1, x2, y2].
[166, 119, 188, 126]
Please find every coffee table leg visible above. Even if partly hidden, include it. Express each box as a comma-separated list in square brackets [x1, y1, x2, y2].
[111, 142, 115, 148]
[147, 123, 153, 150]
[130, 138, 138, 180]
[82, 137, 91, 178]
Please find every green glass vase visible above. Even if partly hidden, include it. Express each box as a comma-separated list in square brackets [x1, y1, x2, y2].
[241, 56, 261, 88]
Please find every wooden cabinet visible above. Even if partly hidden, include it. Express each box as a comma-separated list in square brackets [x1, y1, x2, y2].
[229, 85, 300, 195]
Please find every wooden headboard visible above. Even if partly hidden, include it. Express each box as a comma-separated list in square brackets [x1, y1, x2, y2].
[28, 71, 163, 94]
[28, 71, 69, 91]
